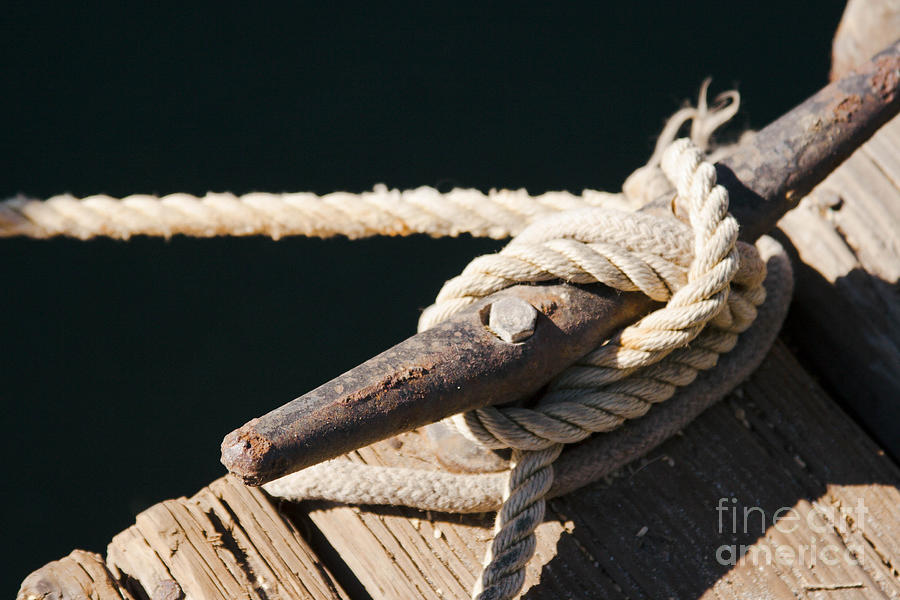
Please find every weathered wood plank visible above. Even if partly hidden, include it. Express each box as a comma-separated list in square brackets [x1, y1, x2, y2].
[201, 476, 349, 600]
[777, 114, 900, 458]
[302, 342, 900, 599]
[551, 342, 900, 599]
[773, 8, 900, 459]
[18, 550, 136, 600]
[105, 524, 180, 600]
[105, 475, 349, 600]
[21, 340, 899, 600]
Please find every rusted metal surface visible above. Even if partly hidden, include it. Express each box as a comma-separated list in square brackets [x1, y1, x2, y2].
[223, 284, 653, 484]
[222, 39, 900, 486]
[719, 38, 900, 242]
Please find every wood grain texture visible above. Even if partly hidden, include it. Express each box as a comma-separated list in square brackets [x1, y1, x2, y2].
[18, 332, 900, 600]
[105, 475, 349, 600]
[17, 550, 135, 600]
[777, 114, 900, 458]
[302, 342, 900, 599]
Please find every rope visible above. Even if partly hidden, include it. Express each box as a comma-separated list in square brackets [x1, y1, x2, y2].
[0, 186, 629, 241]
[440, 139, 765, 600]
[0, 81, 736, 242]
[266, 120, 780, 598]
[263, 236, 791, 514]
[263, 90, 779, 597]
[10, 83, 786, 600]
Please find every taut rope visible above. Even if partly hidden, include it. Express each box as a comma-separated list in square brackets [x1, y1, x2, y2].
[0, 80, 731, 243]
[0, 185, 627, 241]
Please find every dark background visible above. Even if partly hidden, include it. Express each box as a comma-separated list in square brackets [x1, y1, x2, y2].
[2, 1, 848, 589]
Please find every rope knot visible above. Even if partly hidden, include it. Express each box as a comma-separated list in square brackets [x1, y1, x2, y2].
[4, 77, 791, 600]
[416, 139, 767, 600]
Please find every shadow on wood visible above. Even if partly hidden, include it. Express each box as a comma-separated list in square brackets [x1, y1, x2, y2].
[775, 115, 900, 461]
[277, 343, 899, 599]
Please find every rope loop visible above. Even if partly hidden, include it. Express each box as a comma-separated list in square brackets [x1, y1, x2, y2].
[260, 83, 785, 600]
[417, 138, 767, 600]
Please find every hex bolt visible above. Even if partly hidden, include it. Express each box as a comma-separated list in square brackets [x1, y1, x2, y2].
[488, 297, 538, 343]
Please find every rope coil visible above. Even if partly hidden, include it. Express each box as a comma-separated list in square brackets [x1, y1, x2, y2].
[427, 139, 767, 599]
[264, 118, 785, 600]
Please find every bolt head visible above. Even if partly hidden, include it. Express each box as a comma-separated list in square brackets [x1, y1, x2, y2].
[488, 296, 538, 343]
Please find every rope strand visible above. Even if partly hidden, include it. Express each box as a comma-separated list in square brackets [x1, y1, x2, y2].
[0, 83, 737, 244]
[0, 186, 630, 240]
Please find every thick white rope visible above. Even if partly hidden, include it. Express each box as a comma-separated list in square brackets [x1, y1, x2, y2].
[0, 82, 737, 242]
[9, 83, 772, 600]
[264, 237, 788, 515]
[266, 121, 774, 599]
[259, 88, 769, 597]
[264, 138, 773, 598]
[440, 140, 762, 600]
[0, 186, 629, 240]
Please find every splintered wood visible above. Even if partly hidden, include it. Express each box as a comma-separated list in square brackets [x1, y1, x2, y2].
[18, 550, 135, 600]
[17, 477, 349, 600]
[106, 477, 348, 600]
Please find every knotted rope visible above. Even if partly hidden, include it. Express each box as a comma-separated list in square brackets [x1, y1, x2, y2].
[263, 135, 783, 597]
[422, 138, 766, 600]
[268, 122, 785, 599]
[6, 85, 792, 600]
